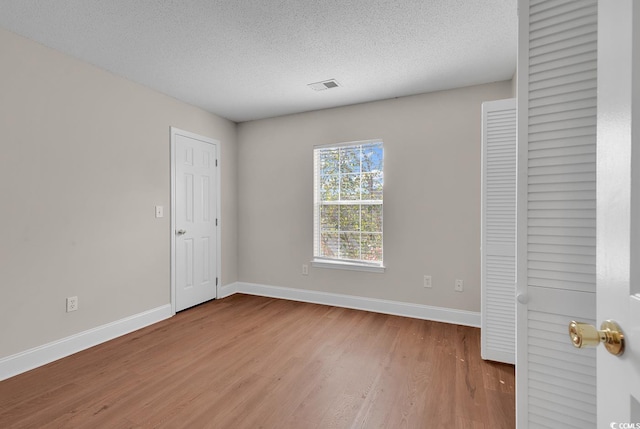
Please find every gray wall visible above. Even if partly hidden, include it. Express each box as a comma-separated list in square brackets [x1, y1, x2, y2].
[237, 81, 513, 312]
[0, 28, 238, 358]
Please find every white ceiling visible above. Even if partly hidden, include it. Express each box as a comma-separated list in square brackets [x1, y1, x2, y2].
[0, 1, 517, 122]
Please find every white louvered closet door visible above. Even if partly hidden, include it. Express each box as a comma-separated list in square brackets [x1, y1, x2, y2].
[517, 0, 597, 428]
[481, 98, 516, 364]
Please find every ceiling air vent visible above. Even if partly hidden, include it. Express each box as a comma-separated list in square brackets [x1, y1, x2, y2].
[308, 79, 341, 91]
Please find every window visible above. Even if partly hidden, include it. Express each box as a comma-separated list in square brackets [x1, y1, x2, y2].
[313, 140, 384, 271]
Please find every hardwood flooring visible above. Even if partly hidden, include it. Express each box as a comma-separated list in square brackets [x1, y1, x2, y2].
[0, 294, 515, 428]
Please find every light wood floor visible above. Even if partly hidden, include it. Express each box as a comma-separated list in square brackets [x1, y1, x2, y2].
[0, 294, 515, 428]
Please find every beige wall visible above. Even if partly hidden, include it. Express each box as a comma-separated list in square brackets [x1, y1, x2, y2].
[237, 81, 512, 312]
[0, 29, 238, 358]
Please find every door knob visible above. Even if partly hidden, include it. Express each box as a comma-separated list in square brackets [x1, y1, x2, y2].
[176, 229, 187, 235]
[568, 320, 625, 356]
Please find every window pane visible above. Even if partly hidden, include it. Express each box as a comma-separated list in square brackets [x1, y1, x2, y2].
[361, 171, 383, 200]
[320, 232, 339, 258]
[340, 232, 360, 259]
[320, 149, 339, 175]
[340, 173, 360, 200]
[320, 174, 339, 201]
[361, 233, 382, 261]
[339, 146, 361, 174]
[320, 205, 339, 231]
[361, 204, 382, 232]
[340, 205, 360, 232]
[362, 144, 383, 172]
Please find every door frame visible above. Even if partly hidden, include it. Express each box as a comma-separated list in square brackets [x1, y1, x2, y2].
[170, 127, 221, 315]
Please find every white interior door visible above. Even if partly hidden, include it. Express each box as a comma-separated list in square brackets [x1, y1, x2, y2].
[481, 98, 516, 364]
[516, 1, 598, 427]
[171, 128, 219, 312]
[594, 1, 640, 426]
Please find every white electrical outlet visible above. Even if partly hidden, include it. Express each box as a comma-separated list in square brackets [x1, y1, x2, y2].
[455, 279, 464, 292]
[423, 275, 432, 288]
[66, 296, 78, 312]
[302, 264, 309, 275]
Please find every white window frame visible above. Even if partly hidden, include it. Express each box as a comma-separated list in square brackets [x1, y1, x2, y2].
[312, 139, 385, 273]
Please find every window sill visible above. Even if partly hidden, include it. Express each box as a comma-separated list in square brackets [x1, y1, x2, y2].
[311, 259, 386, 273]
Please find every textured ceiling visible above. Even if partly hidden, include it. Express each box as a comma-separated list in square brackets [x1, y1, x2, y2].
[0, 0, 517, 122]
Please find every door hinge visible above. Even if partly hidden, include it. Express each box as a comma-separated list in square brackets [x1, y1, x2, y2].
[215, 159, 218, 167]
[216, 277, 218, 286]
[216, 218, 218, 226]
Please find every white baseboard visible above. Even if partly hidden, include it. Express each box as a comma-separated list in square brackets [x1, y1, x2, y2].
[217, 281, 239, 299]
[0, 304, 172, 381]
[227, 282, 480, 328]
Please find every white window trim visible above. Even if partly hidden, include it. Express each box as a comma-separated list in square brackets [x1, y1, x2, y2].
[311, 258, 386, 273]
[314, 138, 382, 150]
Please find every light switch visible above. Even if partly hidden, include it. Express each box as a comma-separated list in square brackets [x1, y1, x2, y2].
[155, 205, 164, 218]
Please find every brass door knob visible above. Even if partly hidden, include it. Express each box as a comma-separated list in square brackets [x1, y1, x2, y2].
[568, 320, 625, 356]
